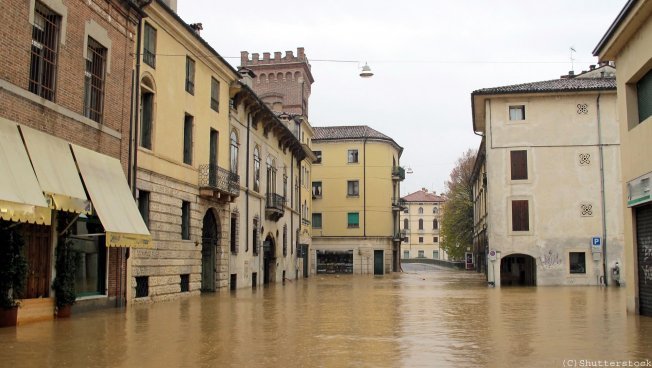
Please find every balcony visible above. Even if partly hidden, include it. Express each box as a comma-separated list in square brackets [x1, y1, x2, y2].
[393, 231, 407, 243]
[392, 197, 407, 211]
[301, 218, 311, 226]
[265, 193, 285, 221]
[198, 164, 240, 202]
[392, 166, 406, 181]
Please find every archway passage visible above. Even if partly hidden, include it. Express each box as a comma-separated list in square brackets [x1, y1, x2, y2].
[500, 254, 537, 286]
[201, 210, 219, 292]
[263, 235, 276, 285]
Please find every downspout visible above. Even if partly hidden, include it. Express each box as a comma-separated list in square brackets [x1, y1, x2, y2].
[363, 138, 367, 237]
[245, 110, 250, 270]
[131, 15, 144, 199]
[597, 93, 608, 286]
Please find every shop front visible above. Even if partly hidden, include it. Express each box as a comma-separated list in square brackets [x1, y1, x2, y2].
[316, 250, 353, 274]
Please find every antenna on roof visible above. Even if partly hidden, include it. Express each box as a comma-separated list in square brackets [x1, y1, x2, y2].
[569, 46, 576, 73]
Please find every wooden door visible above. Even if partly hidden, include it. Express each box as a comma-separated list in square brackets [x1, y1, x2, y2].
[23, 224, 51, 298]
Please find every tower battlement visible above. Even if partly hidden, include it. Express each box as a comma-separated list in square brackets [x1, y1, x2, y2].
[241, 47, 309, 66]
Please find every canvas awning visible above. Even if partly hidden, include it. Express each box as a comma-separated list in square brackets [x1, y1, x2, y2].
[20, 125, 91, 215]
[71, 144, 152, 248]
[0, 118, 50, 225]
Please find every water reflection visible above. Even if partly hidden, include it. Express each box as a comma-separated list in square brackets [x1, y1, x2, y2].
[1, 266, 651, 367]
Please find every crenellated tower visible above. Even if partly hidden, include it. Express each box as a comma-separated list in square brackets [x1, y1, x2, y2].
[240, 47, 314, 117]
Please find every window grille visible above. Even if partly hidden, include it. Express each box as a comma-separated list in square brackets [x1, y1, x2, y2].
[180, 274, 189, 292]
[578, 153, 591, 166]
[135, 276, 149, 298]
[577, 103, 588, 114]
[84, 37, 107, 123]
[580, 203, 594, 217]
[29, 2, 59, 101]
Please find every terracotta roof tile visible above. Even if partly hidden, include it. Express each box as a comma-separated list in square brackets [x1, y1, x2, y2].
[313, 125, 403, 152]
[402, 190, 446, 202]
[473, 77, 615, 95]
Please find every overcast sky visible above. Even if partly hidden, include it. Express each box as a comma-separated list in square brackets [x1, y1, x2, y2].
[178, 0, 626, 195]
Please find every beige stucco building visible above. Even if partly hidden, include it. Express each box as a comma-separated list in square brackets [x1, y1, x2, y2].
[311, 126, 404, 275]
[470, 66, 623, 287]
[400, 189, 448, 261]
[594, 0, 652, 316]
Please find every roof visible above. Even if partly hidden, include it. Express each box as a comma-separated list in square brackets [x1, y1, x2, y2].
[472, 77, 616, 96]
[312, 125, 403, 153]
[402, 190, 446, 203]
[593, 0, 638, 56]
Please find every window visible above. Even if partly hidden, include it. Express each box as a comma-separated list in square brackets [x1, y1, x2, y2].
[267, 157, 277, 195]
[404, 237, 409, 243]
[433, 250, 440, 260]
[84, 37, 107, 123]
[29, 2, 59, 101]
[180, 274, 189, 292]
[283, 225, 287, 257]
[433, 207, 439, 214]
[183, 114, 193, 165]
[314, 151, 322, 164]
[181, 201, 190, 240]
[403, 208, 408, 214]
[418, 237, 423, 243]
[135, 276, 148, 298]
[253, 146, 261, 192]
[211, 77, 220, 111]
[638, 69, 652, 123]
[569, 252, 586, 274]
[138, 190, 150, 229]
[312, 213, 322, 228]
[510, 150, 528, 180]
[433, 219, 438, 230]
[143, 23, 156, 68]
[347, 180, 359, 196]
[511, 200, 529, 232]
[418, 219, 424, 230]
[230, 212, 238, 254]
[347, 149, 358, 163]
[403, 251, 409, 259]
[509, 105, 525, 120]
[418, 250, 424, 257]
[140, 90, 154, 149]
[418, 207, 423, 214]
[230, 131, 238, 174]
[252, 217, 259, 256]
[64, 214, 106, 296]
[433, 236, 438, 243]
[403, 218, 409, 229]
[185, 56, 195, 94]
[312, 182, 322, 198]
[347, 212, 359, 228]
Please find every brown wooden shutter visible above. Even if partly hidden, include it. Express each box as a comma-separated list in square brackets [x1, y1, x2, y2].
[512, 200, 529, 231]
[510, 150, 528, 180]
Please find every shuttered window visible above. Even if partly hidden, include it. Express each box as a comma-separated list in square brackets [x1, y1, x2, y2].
[181, 201, 190, 240]
[511, 200, 529, 231]
[510, 150, 528, 180]
[347, 212, 359, 228]
[183, 114, 193, 165]
[638, 69, 652, 123]
[185, 56, 195, 94]
[312, 213, 322, 228]
[143, 23, 156, 68]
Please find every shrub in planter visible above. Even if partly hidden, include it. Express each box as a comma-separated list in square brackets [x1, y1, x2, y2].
[0, 226, 28, 309]
[52, 238, 77, 312]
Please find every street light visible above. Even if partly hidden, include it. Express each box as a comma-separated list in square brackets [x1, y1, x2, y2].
[359, 62, 374, 78]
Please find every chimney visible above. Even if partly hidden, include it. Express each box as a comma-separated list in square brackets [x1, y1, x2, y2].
[238, 67, 256, 88]
[189, 23, 203, 35]
[589, 64, 596, 70]
[568, 70, 575, 78]
[161, 0, 177, 12]
[422, 188, 428, 192]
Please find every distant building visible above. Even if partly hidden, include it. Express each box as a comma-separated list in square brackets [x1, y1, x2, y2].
[594, 0, 652, 316]
[470, 66, 623, 286]
[311, 126, 404, 275]
[400, 189, 447, 261]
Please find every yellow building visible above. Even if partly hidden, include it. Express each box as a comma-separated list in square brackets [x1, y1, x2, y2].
[130, 0, 242, 301]
[594, 0, 652, 316]
[400, 189, 447, 261]
[311, 126, 404, 275]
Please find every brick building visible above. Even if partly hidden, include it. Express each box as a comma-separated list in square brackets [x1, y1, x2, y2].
[0, 0, 150, 324]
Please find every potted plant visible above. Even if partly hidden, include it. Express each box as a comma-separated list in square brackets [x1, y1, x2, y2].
[0, 225, 28, 327]
[52, 238, 77, 318]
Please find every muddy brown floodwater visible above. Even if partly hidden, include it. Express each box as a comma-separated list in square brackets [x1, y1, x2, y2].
[1, 264, 651, 368]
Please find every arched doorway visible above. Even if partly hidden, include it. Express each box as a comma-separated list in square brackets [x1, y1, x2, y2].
[201, 210, 219, 292]
[263, 234, 276, 284]
[500, 254, 537, 286]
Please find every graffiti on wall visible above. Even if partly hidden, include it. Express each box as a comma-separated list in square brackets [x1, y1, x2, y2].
[540, 250, 562, 269]
[641, 236, 652, 284]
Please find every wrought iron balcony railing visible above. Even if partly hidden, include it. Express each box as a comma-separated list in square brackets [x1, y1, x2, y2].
[265, 193, 285, 221]
[198, 164, 240, 198]
[392, 197, 407, 210]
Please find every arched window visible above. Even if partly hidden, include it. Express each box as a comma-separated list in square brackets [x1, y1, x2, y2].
[433, 206, 439, 214]
[140, 76, 155, 149]
[253, 146, 260, 192]
[433, 219, 439, 230]
[403, 218, 409, 229]
[418, 207, 423, 214]
[230, 130, 238, 174]
[418, 219, 424, 230]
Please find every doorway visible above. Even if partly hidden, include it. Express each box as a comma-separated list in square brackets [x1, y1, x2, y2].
[500, 254, 537, 286]
[22, 224, 51, 298]
[374, 250, 384, 275]
[201, 210, 219, 292]
[263, 235, 276, 284]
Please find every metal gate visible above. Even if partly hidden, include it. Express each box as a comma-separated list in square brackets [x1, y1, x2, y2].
[636, 203, 652, 316]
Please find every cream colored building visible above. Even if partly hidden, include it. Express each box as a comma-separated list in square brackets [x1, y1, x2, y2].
[470, 66, 623, 286]
[594, 0, 652, 316]
[400, 189, 448, 261]
[130, 0, 241, 301]
[311, 126, 404, 275]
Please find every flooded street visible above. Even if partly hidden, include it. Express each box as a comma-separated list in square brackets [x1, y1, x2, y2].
[2, 265, 651, 368]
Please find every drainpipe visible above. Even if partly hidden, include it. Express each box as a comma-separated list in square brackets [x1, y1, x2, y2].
[245, 110, 251, 268]
[597, 93, 608, 286]
[363, 138, 367, 237]
[131, 12, 144, 199]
